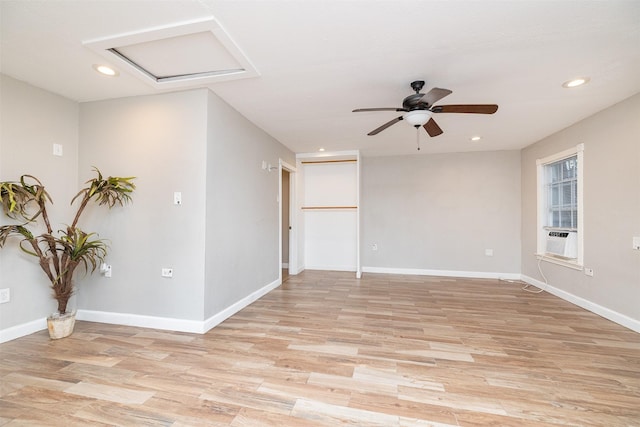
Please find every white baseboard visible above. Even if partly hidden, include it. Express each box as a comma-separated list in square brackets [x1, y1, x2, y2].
[362, 266, 521, 281]
[521, 275, 640, 333]
[78, 277, 282, 334]
[3, 277, 283, 341]
[0, 317, 47, 344]
[202, 277, 281, 332]
[77, 309, 207, 334]
[305, 265, 357, 272]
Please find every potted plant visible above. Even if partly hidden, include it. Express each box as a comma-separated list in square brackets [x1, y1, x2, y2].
[0, 168, 135, 339]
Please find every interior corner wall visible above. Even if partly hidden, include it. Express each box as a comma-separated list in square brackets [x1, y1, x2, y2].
[0, 74, 79, 330]
[204, 90, 295, 318]
[77, 89, 209, 321]
[361, 150, 521, 275]
[521, 93, 640, 324]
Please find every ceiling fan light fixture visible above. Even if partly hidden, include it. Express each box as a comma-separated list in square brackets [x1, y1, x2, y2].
[403, 110, 432, 126]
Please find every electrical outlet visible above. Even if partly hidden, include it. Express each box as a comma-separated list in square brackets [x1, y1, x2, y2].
[161, 268, 173, 278]
[0, 288, 10, 304]
[584, 267, 594, 277]
[372, 243, 378, 251]
[633, 236, 640, 250]
[104, 265, 112, 278]
[173, 192, 182, 205]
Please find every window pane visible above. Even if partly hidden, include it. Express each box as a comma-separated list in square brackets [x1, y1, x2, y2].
[545, 155, 578, 230]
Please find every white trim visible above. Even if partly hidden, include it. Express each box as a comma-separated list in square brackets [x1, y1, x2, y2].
[306, 265, 357, 272]
[77, 309, 205, 334]
[356, 151, 362, 279]
[361, 266, 521, 281]
[296, 150, 359, 160]
[0, 317, 47, 343]
[521, 275, 640, 333]
[202, 277, 281, 332]
[83, 17, 259, 89]
[279, 159, 297, 279]
[536, 143, 584, 267]
[77, 277, 282, 335]
[535, 253, 583, 270]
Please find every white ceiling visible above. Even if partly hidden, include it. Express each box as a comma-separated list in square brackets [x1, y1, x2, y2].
[2, 0, 639, 156]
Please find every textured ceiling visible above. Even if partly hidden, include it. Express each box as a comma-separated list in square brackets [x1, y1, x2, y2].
[1, 0, 639, 156]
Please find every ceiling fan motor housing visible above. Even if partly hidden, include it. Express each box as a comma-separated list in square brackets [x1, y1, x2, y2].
[410, 80, 425, 93]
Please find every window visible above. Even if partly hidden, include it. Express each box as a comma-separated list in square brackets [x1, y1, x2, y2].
[545, 155, 578, 230]
[536, 144, 584, 268]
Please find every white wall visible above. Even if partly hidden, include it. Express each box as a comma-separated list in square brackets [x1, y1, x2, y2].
[521, 93, 640, 326]
[302, 161, 358, 271]
[0, 74, 79, 331]
[361, 151, 522, 276]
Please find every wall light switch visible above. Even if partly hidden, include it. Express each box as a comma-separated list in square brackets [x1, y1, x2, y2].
[161, 268, 173, 278]
[584, 267, 594, 277]
[53, 144, 63, 157]
[633, 236, 640, 250]
[173, 192, 182, 205]
[485, 249, 494, 257]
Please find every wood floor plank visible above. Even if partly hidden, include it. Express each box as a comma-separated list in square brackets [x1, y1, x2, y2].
[1, 271, 639, 425]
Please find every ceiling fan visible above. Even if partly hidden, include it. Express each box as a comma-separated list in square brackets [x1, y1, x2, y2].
[353, 80, 498, 137]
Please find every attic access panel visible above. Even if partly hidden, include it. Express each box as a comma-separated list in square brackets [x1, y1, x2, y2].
[84, 17, 259, 89]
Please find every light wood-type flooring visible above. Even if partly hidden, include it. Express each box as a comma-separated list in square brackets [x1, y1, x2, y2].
[1, 271, 640, 426]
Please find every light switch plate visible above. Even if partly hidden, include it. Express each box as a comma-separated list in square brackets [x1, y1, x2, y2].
[633, 236, 640, 250]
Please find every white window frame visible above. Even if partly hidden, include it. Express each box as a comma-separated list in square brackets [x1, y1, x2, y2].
[536, 143, 584, 269]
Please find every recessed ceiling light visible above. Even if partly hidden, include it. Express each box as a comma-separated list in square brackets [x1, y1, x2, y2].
[318, 148, 325, 152]
[93, 64, 119, 77]
[470, 136, 482, 141]
[562, 77, 589, 88]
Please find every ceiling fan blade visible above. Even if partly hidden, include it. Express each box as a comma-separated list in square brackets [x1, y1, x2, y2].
[422, 88, 452, 106]
[423, 118, 443, 137]
[353, 107, 405, 112]
[368, 116, 403, 135]
[432, 104, 499, 114]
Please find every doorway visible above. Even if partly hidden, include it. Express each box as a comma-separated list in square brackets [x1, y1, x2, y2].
[279, 159, 296, 284]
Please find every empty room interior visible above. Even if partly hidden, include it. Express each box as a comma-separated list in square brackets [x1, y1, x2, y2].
[1, 1, 639, 425]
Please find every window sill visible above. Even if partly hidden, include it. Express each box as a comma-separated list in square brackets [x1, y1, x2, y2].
[535, 253, 583, 271]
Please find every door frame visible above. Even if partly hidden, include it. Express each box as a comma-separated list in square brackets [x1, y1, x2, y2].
[278, 159, 297, 283]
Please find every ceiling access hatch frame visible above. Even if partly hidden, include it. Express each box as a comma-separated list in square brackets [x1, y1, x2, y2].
[83, 17, 259, 89]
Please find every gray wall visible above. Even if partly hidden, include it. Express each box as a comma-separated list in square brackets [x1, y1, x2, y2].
[0, 74, 79, 328]
[521, 93, 640, 321]
[78, 89, 209, 320]
[1, 79, 295, 335]
[204, 90, 295, 317]
[361, 150, 521, 274]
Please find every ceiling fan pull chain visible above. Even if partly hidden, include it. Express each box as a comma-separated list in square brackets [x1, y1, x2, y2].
[416, 125, 421, 151]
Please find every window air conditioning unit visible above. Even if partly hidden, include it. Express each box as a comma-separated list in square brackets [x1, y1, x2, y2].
[545, 230, 577, 259]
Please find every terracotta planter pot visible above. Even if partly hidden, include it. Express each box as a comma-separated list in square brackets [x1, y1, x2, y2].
[47, 311, 76, 339]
